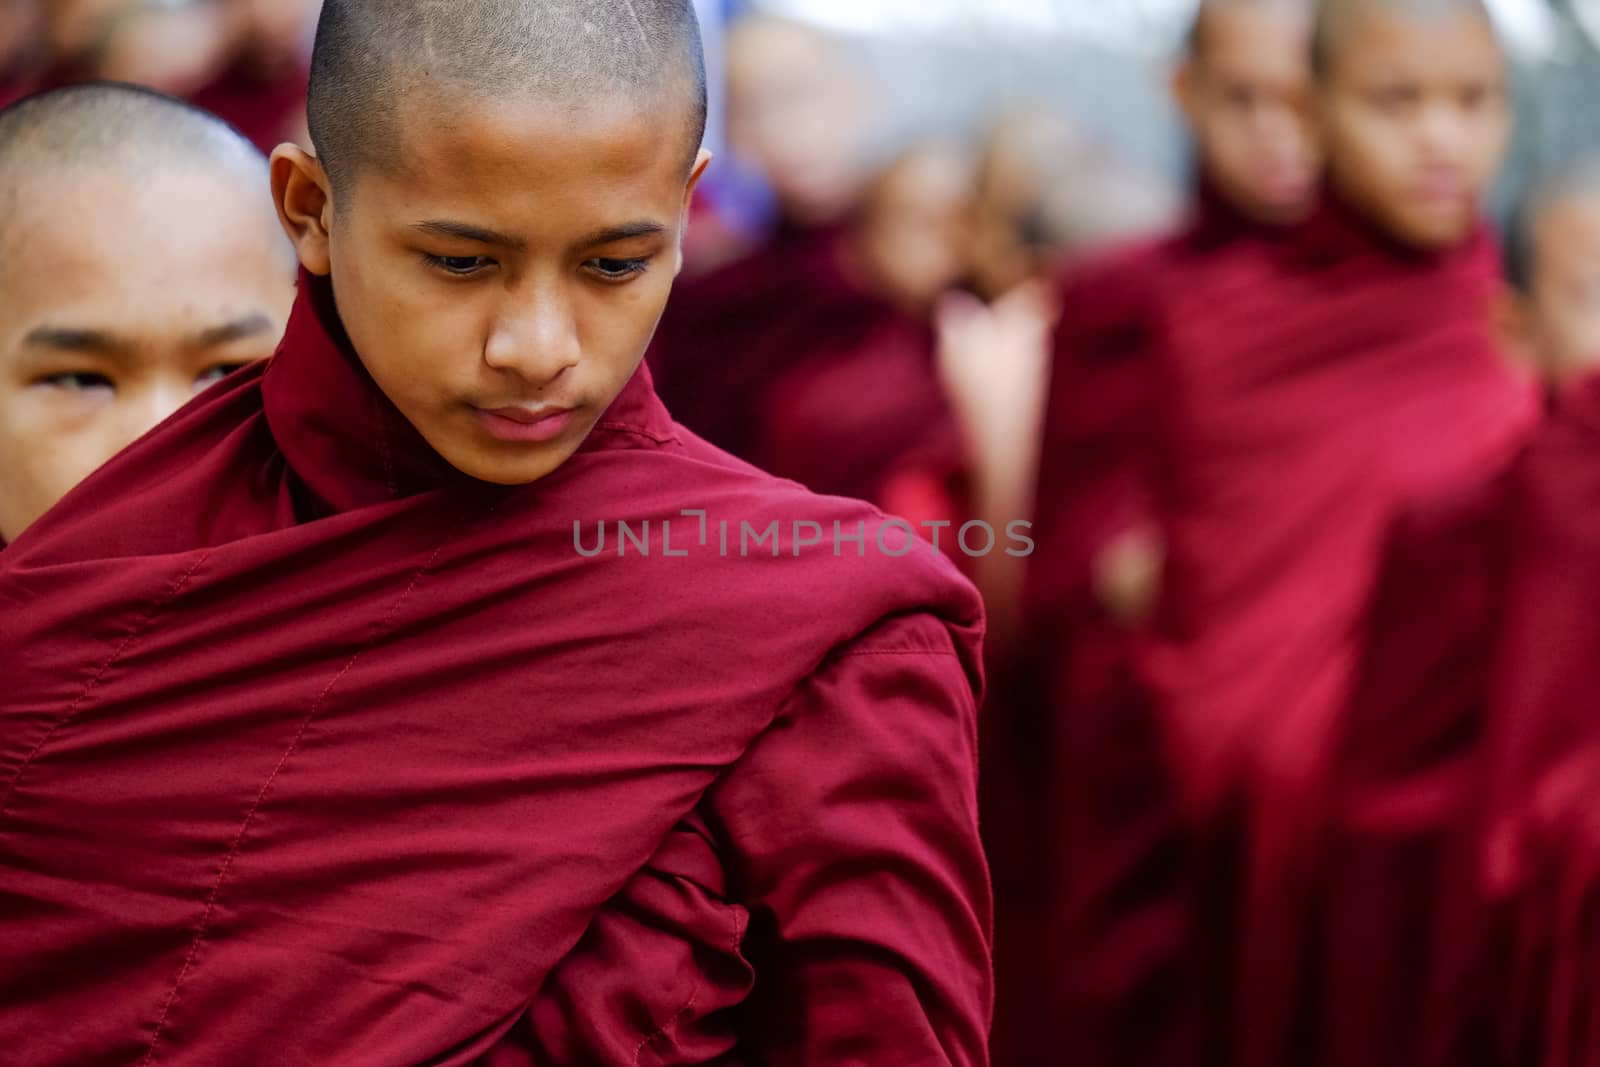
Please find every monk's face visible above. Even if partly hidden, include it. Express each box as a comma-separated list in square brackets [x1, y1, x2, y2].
[858, 148, 974, 316]
[1528, 192, 1600, 385]
[1176, 2, 1321, 226]
[726, 21, 866, 227]
[0, 168, 294, 542]
[1317, 8, 1510, 249]
[281, 93, 709, 487]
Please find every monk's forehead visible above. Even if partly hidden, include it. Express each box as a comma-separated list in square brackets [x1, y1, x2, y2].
[1313, 0, 1495, 74]
[0, 166, 281, 287]
[1190, 0, 1313, 57]
[371, 88, 693, 201]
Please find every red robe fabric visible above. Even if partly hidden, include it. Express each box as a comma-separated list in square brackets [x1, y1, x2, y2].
[1424, 371, 1600, 1067]
[751, 310, 954, 509]
[0, 273, 993, 1065]
[1322, 452, 1526, 1067]
[646, 223, 860, 463]
[188, 59, 309, 155]
[1010, 191, 1300, 1065]
[1138, 192, 1535, 1067]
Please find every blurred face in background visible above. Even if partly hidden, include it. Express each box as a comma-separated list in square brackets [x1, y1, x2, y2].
[0, 0, 43, 76]
[48, 0, 238, 95]
[1175, 0, 1321, 226]
[856, 144, 975, 317]
[0, 166, 294, 541]
[967, 110, 1091, 301]
[1316, 4, 1511, 249]
[234, 0, 321, 73]
[725, 16, 869, 227]
[1525, 189, 1600, 386]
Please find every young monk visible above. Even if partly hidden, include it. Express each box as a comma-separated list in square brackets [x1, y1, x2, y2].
[0, 83, 295, 545]
[973, 2, 1321, 1061]
[1136, 2, 1534, 1064]
[0, 3, 991, 1066]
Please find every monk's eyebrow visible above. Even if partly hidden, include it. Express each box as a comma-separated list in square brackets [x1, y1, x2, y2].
[191, 313, 277, 348]
[578, 220, 668, 248]
[414, 219, 528, 251]
[22, 326, 124, 354]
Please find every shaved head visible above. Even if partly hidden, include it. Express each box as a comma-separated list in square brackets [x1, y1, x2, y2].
[0, 83, 272, 244]
[1312, 0, 1495, 78]
[307, 0, 708, 192]
[1186, 0, 1313, 60]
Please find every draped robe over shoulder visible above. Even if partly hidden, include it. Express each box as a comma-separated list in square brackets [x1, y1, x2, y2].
[1139, 193, 1535, 1067]
[0, 273, 993, 1066]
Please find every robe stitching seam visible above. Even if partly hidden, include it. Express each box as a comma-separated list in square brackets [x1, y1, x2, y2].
[138, 537, 454, 1067]
[0, 552, 211, 822]
[833, 648, 962, 659]
[629, 890, 748, 1065]
[592, 421, 675, 446]
[633, 982, 701, 1065]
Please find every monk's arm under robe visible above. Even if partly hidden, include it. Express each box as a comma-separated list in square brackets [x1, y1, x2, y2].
[706, 612, 992, 1066]
[485, 817, 754, 1067]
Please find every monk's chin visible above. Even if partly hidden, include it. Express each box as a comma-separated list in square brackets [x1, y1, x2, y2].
[440, 442, 578, 487]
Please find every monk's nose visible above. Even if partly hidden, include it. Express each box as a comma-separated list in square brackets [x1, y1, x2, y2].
[123, 379, 193, 447]
[483, 285, 582, 387]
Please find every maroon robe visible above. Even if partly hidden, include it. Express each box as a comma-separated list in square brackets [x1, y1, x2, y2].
[1137, 191, 1534, 1067]
[646, 223, 861, 462]
[0, 273, 992, 1064]
[188, 59, 309, 155]
[1424, 371, 1600, 1067]
[751, 309, 954, 509]
[1322, 452, 1526, 1067]
[1010, 191, 1293, 1065]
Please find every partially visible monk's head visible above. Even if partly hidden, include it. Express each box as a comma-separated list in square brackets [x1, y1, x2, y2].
[855, 142, 976, 318]
[1312, 0, 1511, 250]
[0, 84, 295, 543]
[1175, 0, 1321, 226]
[273, 0, 712, 488]
[969, 109, 1180, 300]
[1511, 159, 1600, 387]
[725, 15, 871, 228]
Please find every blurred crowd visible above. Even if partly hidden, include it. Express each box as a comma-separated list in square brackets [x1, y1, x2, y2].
[11, 0, 1600, 1064]
[0, 0, 319, 149]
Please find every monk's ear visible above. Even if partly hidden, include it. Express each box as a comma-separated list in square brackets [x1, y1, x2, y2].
[270, 144, 333, 277]
[675, 148, 714, 278]
[1172, 58, 1201, 127]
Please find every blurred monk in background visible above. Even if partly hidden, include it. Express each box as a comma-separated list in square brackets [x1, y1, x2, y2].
[959, 1, 1323, 1060]
[647, 14, 875, 461]
[1138, 2, 1533, 1065]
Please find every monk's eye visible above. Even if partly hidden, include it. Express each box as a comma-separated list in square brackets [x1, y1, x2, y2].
[37, 371, 115, 393]
[423, 253, 495, 277]
[1457, 83, 1501, 112]
[1368, 85, 1420, 113]
[586, 257, 650, 283]
[194, 362, 252, 390]
[1222, 86, 1257, 112]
